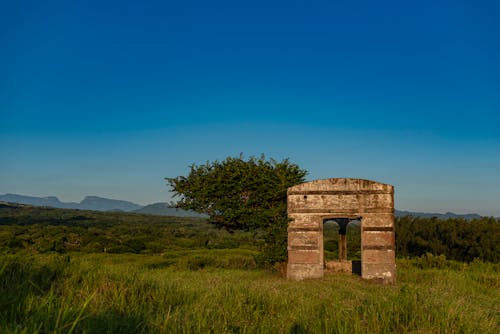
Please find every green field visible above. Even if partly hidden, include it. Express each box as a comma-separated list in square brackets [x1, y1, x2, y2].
[1, 252, 498, 333]
[0, 203, 499, 333]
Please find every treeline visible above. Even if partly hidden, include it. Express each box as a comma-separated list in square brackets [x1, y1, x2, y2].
[1, 203, 498, 263]
[396, 216, 499, 263]
[0, 203, 256, 255]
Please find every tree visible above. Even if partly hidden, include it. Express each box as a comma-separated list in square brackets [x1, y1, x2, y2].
[166, 155, 307, 264]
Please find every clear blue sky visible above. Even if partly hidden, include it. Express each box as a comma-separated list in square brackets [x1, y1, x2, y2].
[1, 0, 499, 216]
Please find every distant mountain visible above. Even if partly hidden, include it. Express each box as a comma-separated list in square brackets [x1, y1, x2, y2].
[79, 196, 142, 211]
[395, 209, 482, 220]
[0, 193, 141, 212]
[0, 193, 206, 218]
[0, 193, 78, 208]
[0, 193, 484, 219]
[134, 202, 208, 218]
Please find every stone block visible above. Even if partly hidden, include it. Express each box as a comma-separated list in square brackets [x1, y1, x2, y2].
[362, 263, 396, 284]
[288, 232, 320, 248]
[287, 263, 323, 280]
[363, 231, 395, 246]
[288, 250, 321, 264]
[362, 249, 395, 264]
[361, 214, 394, 228]
[288, 215, 321, 229]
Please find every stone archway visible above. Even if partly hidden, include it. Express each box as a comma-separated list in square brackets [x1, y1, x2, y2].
[322, 217, 361, 273]
[287, 178, 396, 283]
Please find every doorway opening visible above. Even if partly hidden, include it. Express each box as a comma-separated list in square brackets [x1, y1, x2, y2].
[323, 217, 361, 275]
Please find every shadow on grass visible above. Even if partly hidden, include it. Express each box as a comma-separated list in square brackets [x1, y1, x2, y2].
[0, 254, 70, 322]
[142, 260, 176, 270]
[290, 323, 310, 334]
[80, 310, 149, 334]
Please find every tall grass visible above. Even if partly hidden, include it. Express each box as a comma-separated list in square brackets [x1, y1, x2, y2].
[1, 251, 498, 333]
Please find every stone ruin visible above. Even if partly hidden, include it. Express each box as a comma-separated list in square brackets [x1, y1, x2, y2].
[287, 178, 396, 283]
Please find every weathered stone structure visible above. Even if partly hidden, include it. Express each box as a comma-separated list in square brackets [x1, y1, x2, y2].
[287, 178, 396, 283]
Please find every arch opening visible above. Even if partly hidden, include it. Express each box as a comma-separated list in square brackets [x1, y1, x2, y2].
[323, 218, 361, 275]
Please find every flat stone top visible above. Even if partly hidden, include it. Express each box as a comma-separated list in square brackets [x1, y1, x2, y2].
[288, 178, 393, 193]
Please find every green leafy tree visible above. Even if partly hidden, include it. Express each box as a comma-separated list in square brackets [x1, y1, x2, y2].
[166, 155, 307, 265]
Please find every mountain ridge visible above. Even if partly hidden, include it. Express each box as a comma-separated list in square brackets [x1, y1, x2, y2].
[0, 193, 141, 212]
[394, 209, 481, 220]
[0, 193, 485, 219]
[134, 202, 208, 218]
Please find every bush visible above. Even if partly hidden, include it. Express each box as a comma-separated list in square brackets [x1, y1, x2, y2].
[410, 253, 463, 270]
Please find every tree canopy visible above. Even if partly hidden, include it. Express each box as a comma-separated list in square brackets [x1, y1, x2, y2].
[166, 155, 307, 264]
[166, 155, 307, 231]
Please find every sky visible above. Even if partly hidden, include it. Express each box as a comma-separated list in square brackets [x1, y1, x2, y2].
[1, 0, 499, 216]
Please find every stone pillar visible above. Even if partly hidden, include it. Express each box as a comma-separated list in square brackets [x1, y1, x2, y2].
[361, 214, 396, 284]
[334, 218, 351, 262]
[287, 215, 323, 280]
[338, 234, 347, 261]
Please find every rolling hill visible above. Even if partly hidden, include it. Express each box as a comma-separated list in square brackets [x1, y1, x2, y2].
[0, 193, 484, 219]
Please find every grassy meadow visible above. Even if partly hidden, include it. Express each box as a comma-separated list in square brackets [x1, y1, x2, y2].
[0, 203, 499, 333]
[1, 251, 498, 333]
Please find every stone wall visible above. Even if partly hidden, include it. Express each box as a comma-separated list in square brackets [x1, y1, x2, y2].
[287, 178, 396, 283]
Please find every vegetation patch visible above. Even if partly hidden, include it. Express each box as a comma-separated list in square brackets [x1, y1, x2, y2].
[0, 253, 498, 333]
[0, 203, 498, 333]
